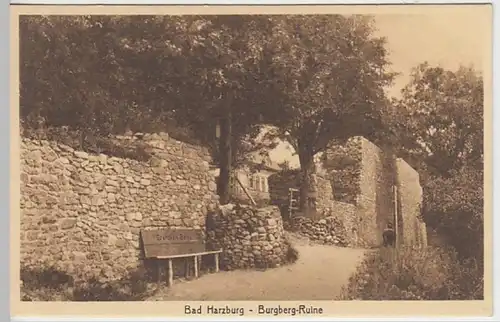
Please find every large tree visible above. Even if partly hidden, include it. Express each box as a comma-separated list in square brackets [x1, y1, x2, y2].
[20, 15, 276, 204]
[21, 15, 401, 209]
[392, 63, 484, 177]
[393, 63, 484, 261]
[261, 15, 396, 214]
[157, 16, 276, 204]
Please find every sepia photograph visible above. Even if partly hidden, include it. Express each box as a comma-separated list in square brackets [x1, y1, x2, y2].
[11, 3, 493, 318]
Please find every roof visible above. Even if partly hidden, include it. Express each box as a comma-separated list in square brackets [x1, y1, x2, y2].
[247, 152, 281, 172]
[208, 152, 282, 173]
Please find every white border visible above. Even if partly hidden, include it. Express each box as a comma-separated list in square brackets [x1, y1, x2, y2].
[6, 1, 499, 321]
[7, 0, 496, 4]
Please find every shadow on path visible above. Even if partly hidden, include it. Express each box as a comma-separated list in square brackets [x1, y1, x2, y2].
[149, 238, 367, 301]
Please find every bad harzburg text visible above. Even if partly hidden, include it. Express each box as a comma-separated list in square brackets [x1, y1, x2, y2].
[185, 304, 324, 316]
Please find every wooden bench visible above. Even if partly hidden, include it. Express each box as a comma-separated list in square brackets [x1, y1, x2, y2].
[140, 228, 222, 287]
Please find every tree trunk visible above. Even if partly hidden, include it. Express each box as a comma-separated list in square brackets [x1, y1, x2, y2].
[217, 107, 232, 205]
[298, 146, 317, 217]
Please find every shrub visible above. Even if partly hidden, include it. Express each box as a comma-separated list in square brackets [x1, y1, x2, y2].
[21, 265, 156, 302]
[339, 246, 483, 300]
[20, 266, 74, 301]
[423, 166, 483, 263]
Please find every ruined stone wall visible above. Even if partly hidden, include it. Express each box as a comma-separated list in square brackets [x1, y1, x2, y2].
[322, 136, 424, 248]
[420, 221, 428, 247]
[332, 201, 358, 246]
[355, 138, 395, 247]
[287, 211, 350, 247]
[322, 137, 381, 247]
[315, 175, 334, 215]
[20, 133, 219, 281]
[324, 137, 362, 204]
[268, 168, 359, 246]
[396, 158, 425, 247]
[415, 219, 428, 248]
[206, 205, 291, 270]
[256, 136, 426, 250]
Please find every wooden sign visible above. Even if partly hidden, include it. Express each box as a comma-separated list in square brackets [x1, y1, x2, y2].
[141, 228, 205, 258]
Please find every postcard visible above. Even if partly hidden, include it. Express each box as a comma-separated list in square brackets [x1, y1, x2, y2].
[11, 3, 493, 318]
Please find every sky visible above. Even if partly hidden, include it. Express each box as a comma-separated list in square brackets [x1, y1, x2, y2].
[375, 13, 487, 99]
[267, 10, 490, 168]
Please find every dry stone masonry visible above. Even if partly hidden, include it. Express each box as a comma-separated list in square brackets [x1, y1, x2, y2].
[324, 137, 363, 204]
[324, 137, 427, 247]
[206, 204, 292, 270]
[20, 130, 428, 286]
[354, 138, 395, 247]
[396, 158, 427, 248]
[269, 136, 427, 249]
[286, 213, 349, 247]
[20, 133, 219, 282]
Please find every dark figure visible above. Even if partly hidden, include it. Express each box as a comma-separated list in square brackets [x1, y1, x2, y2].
[382, 223, 396, 247]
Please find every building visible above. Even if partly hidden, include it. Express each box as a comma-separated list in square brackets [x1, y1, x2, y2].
[209, 152, 282, 203]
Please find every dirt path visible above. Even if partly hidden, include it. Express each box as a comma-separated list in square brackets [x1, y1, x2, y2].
[149, 234, 367, 301]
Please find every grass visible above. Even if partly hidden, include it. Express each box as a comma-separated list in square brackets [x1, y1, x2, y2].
[21, 265, 158, 301]
[339, 246, 483, 300]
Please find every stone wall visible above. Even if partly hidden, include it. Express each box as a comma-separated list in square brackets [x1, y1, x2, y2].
[20, 133, 219, 281]
[355, 138, 395, 247]
[268, 137, 427, 249]
[324, 137, 363, 204]
[322, 137, 386, 247]
[416, 220, 428, 248]
[206, 204, 291, 270]
[396, 158, 426, 247]
[331, 201, 358, 246]
[287, 211, 349, 246]
[320, 136, 426, 248]
[268, 168, 359, 246]
[315, 175, 334, 215]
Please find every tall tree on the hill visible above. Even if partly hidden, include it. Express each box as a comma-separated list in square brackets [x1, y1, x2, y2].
[392, 63, 484, 261]
[262, 15, 396, 215]
[392, 63, 484, 177]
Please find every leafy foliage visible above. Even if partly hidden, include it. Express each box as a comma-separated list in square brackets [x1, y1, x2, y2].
[259, 15, 397, 212]
[392, 63, 483, 176]
[392, 63, 484, 262]
[423, 166, 483, 261]
[20, 14, 398, 207]
[339, 247, 483, 300]
[20, 15, 278, 203]
[265, 15, 396, 151]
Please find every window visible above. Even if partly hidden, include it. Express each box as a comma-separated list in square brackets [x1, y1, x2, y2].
[251, 175, 267, 192]
[255, 175, 262, 192]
